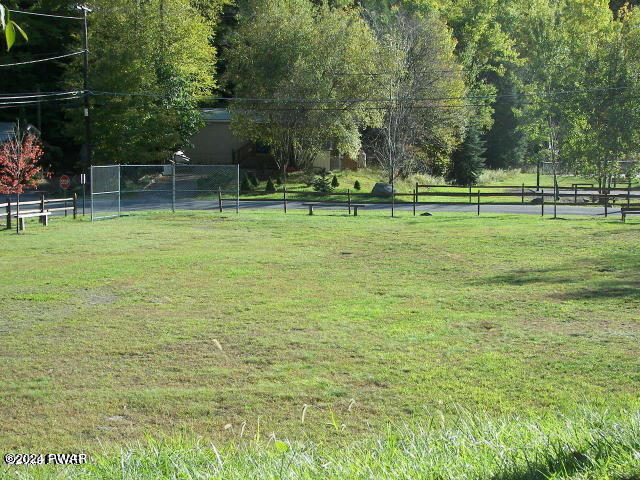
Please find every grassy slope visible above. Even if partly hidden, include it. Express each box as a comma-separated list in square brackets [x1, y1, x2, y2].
[0, 211, 639, 455]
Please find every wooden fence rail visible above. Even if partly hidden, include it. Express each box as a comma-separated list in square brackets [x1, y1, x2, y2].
[2, 195, 77, 230]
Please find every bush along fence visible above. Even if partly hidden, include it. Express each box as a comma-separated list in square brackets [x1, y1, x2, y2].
[2, 194, 78, 233]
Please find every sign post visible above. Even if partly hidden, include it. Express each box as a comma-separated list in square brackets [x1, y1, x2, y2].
[80, 173, 86, 216]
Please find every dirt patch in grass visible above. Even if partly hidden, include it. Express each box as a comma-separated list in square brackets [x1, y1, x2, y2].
[83, 289, 119, 306]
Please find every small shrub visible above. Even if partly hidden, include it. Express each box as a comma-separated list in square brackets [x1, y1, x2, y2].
[265, 178, 276, 193]
[354, 180, 361, 190]
[302, 167, 316, 187]
[249, 172, 259, 187]
[240, 175, 252, 192]
[312, 169, 333, 193]
[331, 174, 339, 188]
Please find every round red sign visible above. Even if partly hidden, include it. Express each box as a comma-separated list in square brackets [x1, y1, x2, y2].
[60, 175, 71, 190]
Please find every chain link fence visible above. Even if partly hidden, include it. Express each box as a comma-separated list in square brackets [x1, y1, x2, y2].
[91, 165, 239, 220]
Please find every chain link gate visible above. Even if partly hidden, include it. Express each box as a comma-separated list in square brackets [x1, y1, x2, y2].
[91, 164, 239, 219]
[90, 165, 120, 221]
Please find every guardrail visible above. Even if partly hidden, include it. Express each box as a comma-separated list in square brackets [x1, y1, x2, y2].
[1, 194, 77, 230]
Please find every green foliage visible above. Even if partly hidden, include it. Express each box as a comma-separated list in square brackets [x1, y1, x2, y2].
[510, 0, 640, 185]
[354, 179, 361, 190]
[225, 0, 384, 172]
[447, 122, 486, 186]
[0, 4, 28, 51]
[312, 169, 333, 192]
[265, 177, 276, 193]
[240, 174, 251, 192]
[66, 0, 219, 165]
[331, 174, 339, 188]
[275, 176, 282, 186]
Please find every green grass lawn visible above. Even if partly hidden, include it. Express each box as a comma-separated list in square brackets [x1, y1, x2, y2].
[0, 211, 639, 459]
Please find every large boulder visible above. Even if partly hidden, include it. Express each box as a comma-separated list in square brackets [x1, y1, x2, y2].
[371, 183, 395, 197]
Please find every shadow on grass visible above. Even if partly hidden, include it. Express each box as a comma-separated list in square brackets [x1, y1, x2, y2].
[491, 445, 640, 480]
[478, 253, 640, 301]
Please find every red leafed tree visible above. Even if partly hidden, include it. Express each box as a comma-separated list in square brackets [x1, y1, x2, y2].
[0, 133, 45, 195]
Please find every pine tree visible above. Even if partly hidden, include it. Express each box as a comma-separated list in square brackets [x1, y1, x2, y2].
[265, 177, 276, 193]
[354, 180, 361, 190]
[240, 174, 252, 192]
[331, 174, 339, 188]
[447, 123, 486, 186]
[312, 169, 333, 193]
[249, 172, 258, 187]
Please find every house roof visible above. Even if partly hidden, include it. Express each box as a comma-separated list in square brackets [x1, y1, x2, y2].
[0, 122, 16, 143]
[201, 108, 231, 123]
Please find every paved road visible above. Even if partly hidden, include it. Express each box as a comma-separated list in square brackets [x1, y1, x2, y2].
[112, 197, 622, 217]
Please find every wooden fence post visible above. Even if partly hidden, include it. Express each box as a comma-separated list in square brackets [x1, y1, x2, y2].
[477, 190, 480, 215]
[628, 182, 631, 208]
[73, 193, 78, 219]
[413, 187, 416, 216]
[348, 189, 351, 215]
[218, 187, 223, 213]
[40, 194, 45, 224]
[5, 197, 10, 230]
[541, 189, 544, 217]
[469, 185, 472, 204]
[521, 183, 525, 204]
[574, 185, 578, 205]
[283, 186, 287, 213]
[604, 191, 608, 218]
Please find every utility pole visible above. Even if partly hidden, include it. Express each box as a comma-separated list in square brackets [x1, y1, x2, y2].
[78, 5, 92, 167]
[15, 119, 21, 234]
[36, 85, 42, 132]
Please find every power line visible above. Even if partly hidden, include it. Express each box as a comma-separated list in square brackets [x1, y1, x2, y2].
[8, 9, 83, 20]
[0, 95, 83, 108]
[0, 83, 633, 108]
[0, 91, 84, 101]
[88, 84, 640, 103]
[0, 51, 86, 68]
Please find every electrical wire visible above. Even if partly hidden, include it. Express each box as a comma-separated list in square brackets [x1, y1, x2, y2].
[88, 84, 640, 104]
[0, 95, 83, 108]
[7, 9, 83, 20]
[0, 51, 86, 68]
[0, 83, 633, 110]
[0, 91, 84, 101]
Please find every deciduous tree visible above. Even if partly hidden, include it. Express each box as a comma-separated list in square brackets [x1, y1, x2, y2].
[366, 8, 467, 182]
[224, 0, 383, 178]
[66, 0, 219, 165]
[0, 133, 45, 195]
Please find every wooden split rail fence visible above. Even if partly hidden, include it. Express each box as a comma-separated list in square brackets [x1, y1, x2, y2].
[2, 194, 78, 231]
[240, 183, 640, 220]
[412, 183, 640, 218]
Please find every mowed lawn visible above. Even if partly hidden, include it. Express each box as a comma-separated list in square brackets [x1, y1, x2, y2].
[0, 210, 638, 451]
